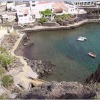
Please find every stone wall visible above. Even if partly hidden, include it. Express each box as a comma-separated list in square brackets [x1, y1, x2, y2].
[43, 22, 59, 27]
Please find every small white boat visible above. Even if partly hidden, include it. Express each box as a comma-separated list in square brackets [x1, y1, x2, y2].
[77, 36, 87, 42]
[88, 52, 96, 58]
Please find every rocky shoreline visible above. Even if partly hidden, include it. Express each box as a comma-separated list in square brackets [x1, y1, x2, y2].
[86, 64, 100, 83]
[16, 81, 96, 99]
[15, 34, 55, 78]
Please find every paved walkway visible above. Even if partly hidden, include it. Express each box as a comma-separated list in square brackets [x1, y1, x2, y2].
[11, 32, 45, 90]
[23, 19, 88, 31]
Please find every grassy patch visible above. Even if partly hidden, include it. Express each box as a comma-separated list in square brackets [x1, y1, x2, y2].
[1, 75, 14, 88]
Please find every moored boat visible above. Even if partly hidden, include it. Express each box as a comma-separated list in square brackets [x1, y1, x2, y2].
[88, 52, 96, 58]
[77, 36, 87, 42]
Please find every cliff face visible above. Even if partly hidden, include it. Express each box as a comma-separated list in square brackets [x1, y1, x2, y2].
[86, 64, 100, 83]
[16, 81, 96, 99]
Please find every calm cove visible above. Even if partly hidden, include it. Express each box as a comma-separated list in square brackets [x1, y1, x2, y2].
[24, 23, 100, 82]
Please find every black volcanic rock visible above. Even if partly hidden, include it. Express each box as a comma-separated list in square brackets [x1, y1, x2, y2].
[16, 81, 96, 99]
[24, 58, 54, 78]
[86, 64, 100, 83]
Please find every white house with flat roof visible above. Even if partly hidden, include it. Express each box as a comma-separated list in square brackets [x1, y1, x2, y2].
[64, 2, 78, 15]
[16, 5, 35, 25]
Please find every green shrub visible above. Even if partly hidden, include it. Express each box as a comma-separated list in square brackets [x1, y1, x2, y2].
[0, 53, 15, 69]
[0, 93, 9, 99]
[55, 17, 63, 23]
[0, 46, 7, 53]
[55, 14, 74, 21]
[10, 31, 16, 35]
[41, 9, 52, 17]
[0, 46, 15, 70]
[0, 66, 5, 76]
[39, 18, 48, 24]
[1, 75, 14, 88]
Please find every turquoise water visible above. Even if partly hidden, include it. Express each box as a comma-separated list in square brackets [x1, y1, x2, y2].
[27, 23, 100, 82]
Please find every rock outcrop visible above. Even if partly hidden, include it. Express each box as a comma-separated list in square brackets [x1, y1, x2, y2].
[25, 59, 54, 78]
[16, 81, 96, 99]
[86, 64, 100, 83]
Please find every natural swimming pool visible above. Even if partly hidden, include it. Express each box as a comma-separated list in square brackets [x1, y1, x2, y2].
[24, 23, 100, 82]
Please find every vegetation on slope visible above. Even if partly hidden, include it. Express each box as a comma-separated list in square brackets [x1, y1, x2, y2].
[1, 75, 14, 88]
[0, 46, 15, 71]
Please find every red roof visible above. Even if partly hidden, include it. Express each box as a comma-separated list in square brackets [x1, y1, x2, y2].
[52, 2, 68, 13]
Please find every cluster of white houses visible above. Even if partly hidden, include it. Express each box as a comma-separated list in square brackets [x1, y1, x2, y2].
[0, 1, 90, 25]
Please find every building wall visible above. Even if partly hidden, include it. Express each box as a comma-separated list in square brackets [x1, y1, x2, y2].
[17, 6, 34, 25]
[6, 1, 15, 10]
[64, 3, 78, 15]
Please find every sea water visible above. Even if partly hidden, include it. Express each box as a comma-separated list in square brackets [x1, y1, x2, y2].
[26, 23, 100, 82]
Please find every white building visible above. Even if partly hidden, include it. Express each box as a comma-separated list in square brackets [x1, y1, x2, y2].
[0, 1, 6, 6]
[6, 1, 15, 10]
[16, 5, 35, 25]
[2, 13, 16, 22]
[13, 4, 26, 11]
[64, 2, 78, 15]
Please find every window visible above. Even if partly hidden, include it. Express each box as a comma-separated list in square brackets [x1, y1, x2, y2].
[7, 1, 13, 3]
[19, 15, 23, 17]
[24, 14, 27, 16]
[32, 4, 35, 6]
